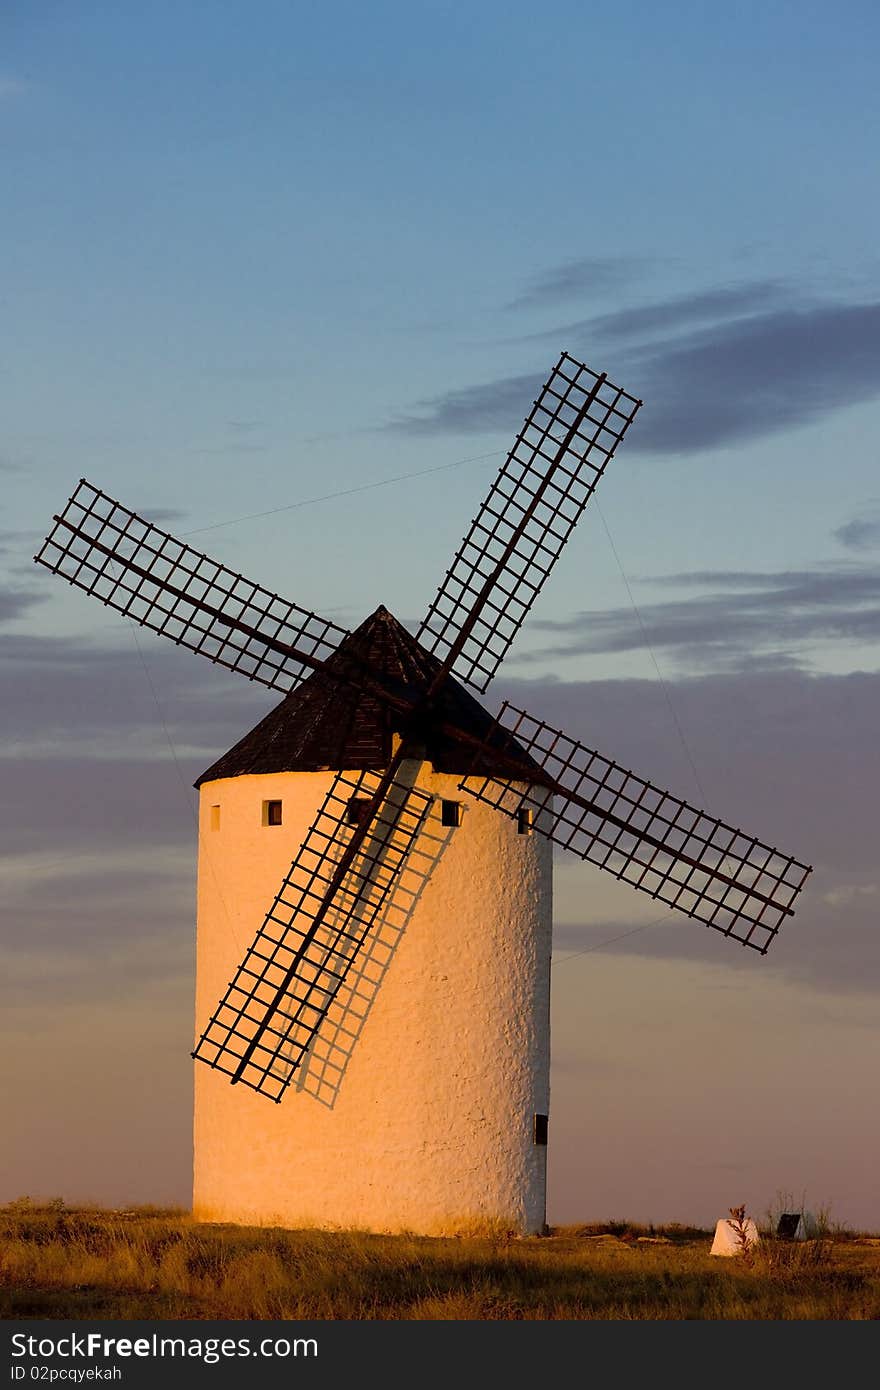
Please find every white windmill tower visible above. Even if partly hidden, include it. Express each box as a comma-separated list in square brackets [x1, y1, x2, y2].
[192, 607, 554, 1233]
[35, 353, 811, 1236]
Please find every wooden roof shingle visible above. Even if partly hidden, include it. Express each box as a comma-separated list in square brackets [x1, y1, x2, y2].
[195, 605, 544, 786]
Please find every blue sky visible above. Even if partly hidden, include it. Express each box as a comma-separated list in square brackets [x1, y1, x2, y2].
[2, 2, 879, 1226]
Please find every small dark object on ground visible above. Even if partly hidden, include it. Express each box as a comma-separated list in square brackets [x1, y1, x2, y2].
[777, 1213, 802, 1240]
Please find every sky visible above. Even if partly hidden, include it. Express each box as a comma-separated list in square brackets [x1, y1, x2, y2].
[2, 1, 879, 1230]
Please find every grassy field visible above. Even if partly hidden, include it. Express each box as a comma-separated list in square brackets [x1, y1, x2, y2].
[2, 1201, 879, 1320]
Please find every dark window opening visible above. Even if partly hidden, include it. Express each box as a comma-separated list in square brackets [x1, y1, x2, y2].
[441, 800, 462, 828]
[517, 807, 534, 836]
[346, 797, 372, 827]
[533, 1113, 549, 1146]
[263, 799, 283, 827]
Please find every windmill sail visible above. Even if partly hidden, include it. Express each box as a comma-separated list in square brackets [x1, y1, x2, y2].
[35, 479, 348, 693]
[193, 767, 433, 1101]
[460, 702, 811, 953]
[35, 348, 814, 1053]
[417, 354, 641, 692]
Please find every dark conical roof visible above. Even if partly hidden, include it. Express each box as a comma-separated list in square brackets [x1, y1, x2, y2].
[195, 605, 545, 786]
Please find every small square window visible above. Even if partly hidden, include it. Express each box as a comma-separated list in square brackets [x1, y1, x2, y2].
[533, 1113, 549, 1146]
[262, 799, 283, 827]
[346, 797, 372, 827]
[209, 805, 221, 831]
[441, 800, 462, 828]
[517, 807, 533, 836]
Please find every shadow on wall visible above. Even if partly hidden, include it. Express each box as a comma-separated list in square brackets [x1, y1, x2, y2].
[294, 795, 456, 1110]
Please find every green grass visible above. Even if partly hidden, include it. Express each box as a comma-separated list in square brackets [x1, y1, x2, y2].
[2, 1201, 879, 1320]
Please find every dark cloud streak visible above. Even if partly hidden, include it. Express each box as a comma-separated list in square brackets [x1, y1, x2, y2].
[386, 370, 542, 437]
[0, 529, 41, 559]
[525, 279, 790, 345]
[552, 880, 880, 998]
[386, 288, 880, 454]
[505, 256, 645, 311]
[835, 506, 880, 553]
[519, 563, 880, 670]
[0, 630, 271, 752]
[625, 300, 880, 454]
[0, 586, 47, 624]
[0, 756, 199, 859]
[139, 506, 189, 525]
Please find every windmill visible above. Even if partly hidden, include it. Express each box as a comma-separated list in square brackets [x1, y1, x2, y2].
[35, 352, 811, 1235]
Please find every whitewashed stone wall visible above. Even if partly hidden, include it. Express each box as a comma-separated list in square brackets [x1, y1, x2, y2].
[193, 763, 552, 1235]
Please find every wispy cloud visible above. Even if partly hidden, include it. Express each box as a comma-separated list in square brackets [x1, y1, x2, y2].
[0, 586, 47, 625]
[2, 847, 195, 1006]
[191, 419, 267, 453]
[835, 503, 880, 553]
[386, 285, 880, 454]
[386, 370, 541, 436]
[0, 629, 270, 757]
[523, 278, 791, 345]
[0, 529, 40, 560]
[550, 879, 880, 998]
[516, 563, 880, 672]
[623, 299, 880, 454]
[821, 882, 878, 910]
[0, 756, 200, 862]
[505, 256, 646, 312]
[139, 505, 188, 526]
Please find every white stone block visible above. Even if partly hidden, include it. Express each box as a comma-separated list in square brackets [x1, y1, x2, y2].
[710, 1216, 760, 1256]
[776, 1210, 820, 1240]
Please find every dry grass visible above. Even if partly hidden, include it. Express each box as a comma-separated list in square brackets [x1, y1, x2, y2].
[2, 1200, 879, 1320]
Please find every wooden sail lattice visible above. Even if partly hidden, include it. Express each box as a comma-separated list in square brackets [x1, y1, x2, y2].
[33, 351, 814, 1106]
[417, 353, 641, 691]
[35, 479, 347, 693]
[460, 702, 812, 953]
[193, 769, 433, 1100]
